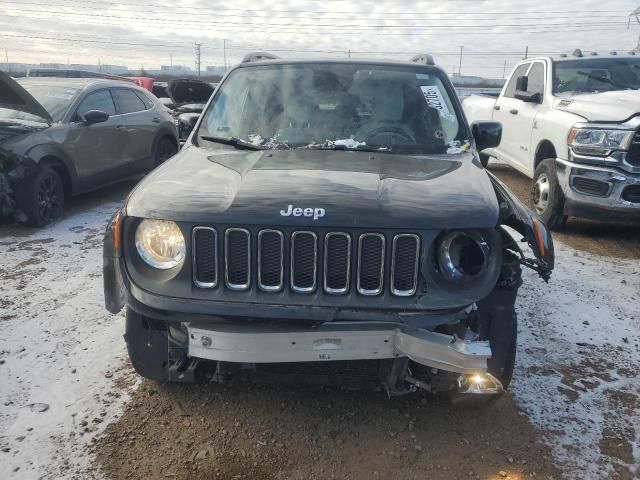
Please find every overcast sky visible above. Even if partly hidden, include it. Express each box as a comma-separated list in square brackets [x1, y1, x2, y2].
[1, 0, 639, 77]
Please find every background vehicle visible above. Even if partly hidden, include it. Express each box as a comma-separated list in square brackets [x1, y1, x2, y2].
[463, 50, 640, 228]
[0, 71, 178, 226]
[105, 55, 554, 403]
[152, 78, 215, 142]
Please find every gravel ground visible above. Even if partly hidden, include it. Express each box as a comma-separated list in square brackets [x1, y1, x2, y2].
[1, 166, 638, 480]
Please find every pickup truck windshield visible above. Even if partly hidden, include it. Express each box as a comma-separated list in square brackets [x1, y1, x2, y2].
[554, 58, 640, 94]
[198, 63, 463, 154]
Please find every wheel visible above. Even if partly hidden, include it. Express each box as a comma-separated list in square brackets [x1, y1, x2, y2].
[15, 167, 65, 227]
[125, 307, 170, 382]
[531, 159, 566, 229]
[479, 153, 490, 168]
[154, 137, 178, 167]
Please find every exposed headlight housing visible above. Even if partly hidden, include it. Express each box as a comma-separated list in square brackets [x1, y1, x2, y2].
[436, 230, 490, 282]
[135, 219, 186, 269]
[568, 126, 634, 157]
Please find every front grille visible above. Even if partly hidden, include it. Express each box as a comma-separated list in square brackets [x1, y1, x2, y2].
[291, 231, 318, 293]
[622, 185, 640, 203]
[357, 233, 386, 295]
[572, 177, 610, 197]
[626, 130, 640, 167]
[391, 234, 420, 296]
[193, 227, 421, 297]
[192, 227, 218, 287]
[225, 228, 250, 290]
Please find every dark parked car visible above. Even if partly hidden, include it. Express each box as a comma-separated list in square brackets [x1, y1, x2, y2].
[0, 72, 178, 226]
[152, 79, 215, 142]
[104, 55, 554, 403]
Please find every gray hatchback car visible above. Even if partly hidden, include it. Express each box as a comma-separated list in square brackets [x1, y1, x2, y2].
[0, 72, 178, 226]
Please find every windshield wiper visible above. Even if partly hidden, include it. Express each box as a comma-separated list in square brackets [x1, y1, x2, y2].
[199, 135, 263, 150]
[576, 71, 635, 90]
[305, 144, 392, 153]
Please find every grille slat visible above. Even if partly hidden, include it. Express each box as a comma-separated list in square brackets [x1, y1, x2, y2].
[324, 232, 351, 294]
[357, 233, 385, 296]
[391, 234, 420, 296]
[225, 228, 251, 290]
[258, 230, 284, 292]
[291, 231, 318, 293]
[192, 227, 218, 288]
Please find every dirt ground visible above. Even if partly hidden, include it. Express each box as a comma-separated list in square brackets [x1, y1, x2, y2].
[95, 379, 560, 480]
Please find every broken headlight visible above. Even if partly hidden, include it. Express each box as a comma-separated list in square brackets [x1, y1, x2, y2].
[135, 219, 186, 269]
[568, 126, 634, 157]
[436, 230, 490, 282]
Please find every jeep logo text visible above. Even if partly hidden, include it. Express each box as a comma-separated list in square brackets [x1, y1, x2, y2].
[280, 205, 326, 220]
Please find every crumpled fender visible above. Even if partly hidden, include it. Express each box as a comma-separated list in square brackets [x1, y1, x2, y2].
[487, 171, 554, 280]
[103, 207, 128, 313]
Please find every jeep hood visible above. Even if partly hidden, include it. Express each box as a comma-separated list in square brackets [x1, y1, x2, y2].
[0, 71, 52, 123]
[167, 79, 214, 105]
[554, 90, 640, 122]
[126, 148, 499, 229]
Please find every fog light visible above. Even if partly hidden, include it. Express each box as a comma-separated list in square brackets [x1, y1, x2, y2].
[457, 372, 503, 395]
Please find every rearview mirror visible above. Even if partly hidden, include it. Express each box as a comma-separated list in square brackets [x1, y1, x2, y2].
[82, 110, 109, 125]
[472, 121, 502, 152]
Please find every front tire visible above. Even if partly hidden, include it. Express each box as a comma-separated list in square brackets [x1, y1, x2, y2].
[531, 159, 566, 229]
[15, 167, 65, 227]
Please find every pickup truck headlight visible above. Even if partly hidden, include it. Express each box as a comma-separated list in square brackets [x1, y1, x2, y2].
[568, 127, 634, 157]
[135, 219, 186, 269]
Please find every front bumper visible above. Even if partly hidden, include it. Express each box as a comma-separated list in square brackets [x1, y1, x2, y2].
[188, 321, 492, 374]
[555, 158, 640, 222]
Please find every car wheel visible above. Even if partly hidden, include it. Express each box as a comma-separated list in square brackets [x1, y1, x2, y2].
[531, 159, 566, 229]
[479, 153, 491, 168]
[15, 167, 65, 227]
[154, 137, 178, 167]
[125, 307, 170, 383]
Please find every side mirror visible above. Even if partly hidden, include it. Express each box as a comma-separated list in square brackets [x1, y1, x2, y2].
[82, 110, 109, 125]
[472, 121, 502, 151]
[514, 75, 542, 103]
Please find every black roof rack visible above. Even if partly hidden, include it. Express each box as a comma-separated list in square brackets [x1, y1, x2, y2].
[241, 52, 280, 63]
[410, 54, 435, 66]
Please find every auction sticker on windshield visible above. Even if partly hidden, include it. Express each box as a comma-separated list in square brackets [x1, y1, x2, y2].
[420, 85, 455, 122]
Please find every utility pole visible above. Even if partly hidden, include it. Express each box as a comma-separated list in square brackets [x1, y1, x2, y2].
[194, 42, 202, 77]
[524, 46, 529, 59]
[170, 53, 173, 68]
[502, 60, 507, 79]
[4, 49, 8, 63]
[223, 39, 227, 72]
[348, 48, 351, 58]
[630, 6, 640, 52]
[458, 45, 463, 76]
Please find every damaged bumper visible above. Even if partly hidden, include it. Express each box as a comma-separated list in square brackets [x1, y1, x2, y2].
[187, 321, 492, 374]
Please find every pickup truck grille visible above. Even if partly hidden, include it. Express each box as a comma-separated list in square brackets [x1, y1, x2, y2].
[192, 227, 421, 297]
[627, 130, 640, 167]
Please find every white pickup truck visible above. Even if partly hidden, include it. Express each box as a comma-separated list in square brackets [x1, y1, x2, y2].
[463, 50, 640, 228]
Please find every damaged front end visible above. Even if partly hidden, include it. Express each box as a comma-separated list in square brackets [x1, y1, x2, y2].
[0, 147, 38, 218]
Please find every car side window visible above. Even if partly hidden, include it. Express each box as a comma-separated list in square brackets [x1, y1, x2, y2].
[112, 88, 146, 114]
[134, 91, 154, 110]
[75, 89, 116, 118]
[526, 62, 545, 99]
[503, 63, 530, 98]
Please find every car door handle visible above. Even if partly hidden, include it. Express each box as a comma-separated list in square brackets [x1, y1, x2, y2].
[494, 105, 501, 111]
[509, 109, 518, 115]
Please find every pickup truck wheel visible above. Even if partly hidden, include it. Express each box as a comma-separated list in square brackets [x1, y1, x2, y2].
[531, 159, 565, 229]
[15, 167, 65, 227]
[479, 153, 490, 168]
[124, 307, 170, 382]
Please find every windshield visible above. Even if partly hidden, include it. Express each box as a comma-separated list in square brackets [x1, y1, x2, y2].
[197, 63, 464, 154]
[553, 58, 640, 94]
[0, 83, 80, 122]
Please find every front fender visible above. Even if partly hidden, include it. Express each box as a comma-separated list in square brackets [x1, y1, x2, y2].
[488, 171, 554, 279]
[103, 207, 128, 313]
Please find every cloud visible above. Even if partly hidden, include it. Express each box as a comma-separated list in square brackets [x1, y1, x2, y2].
[1, 0, 638, 77]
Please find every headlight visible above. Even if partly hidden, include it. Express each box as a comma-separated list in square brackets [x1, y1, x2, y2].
[436, 231, 489, 282]
[135, 219, 186, 269]
[568, 127, 634, 157]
